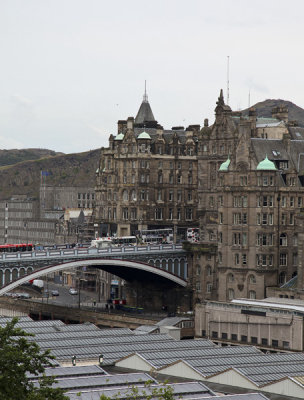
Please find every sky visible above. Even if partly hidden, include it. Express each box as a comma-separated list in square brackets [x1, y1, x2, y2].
[0, 0, 303, 154]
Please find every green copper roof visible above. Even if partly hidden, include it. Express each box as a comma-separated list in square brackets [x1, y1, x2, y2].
[137, 131, 151, 139]
[219, 157, 230, 171]
[256, 155, 277, 170]
[114, 133, 124, 141]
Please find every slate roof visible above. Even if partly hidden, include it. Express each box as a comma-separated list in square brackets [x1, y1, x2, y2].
[135, 100, 156, 124]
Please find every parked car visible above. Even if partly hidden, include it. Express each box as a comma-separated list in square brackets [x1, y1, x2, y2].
[69, 288, 78, 295]
[51, 289, 59, 296]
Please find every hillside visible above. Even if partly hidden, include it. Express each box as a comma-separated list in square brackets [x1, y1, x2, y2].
[0, 148, 63, 167]
[242, 99, 304, 126]
[0, 149, 100, 200]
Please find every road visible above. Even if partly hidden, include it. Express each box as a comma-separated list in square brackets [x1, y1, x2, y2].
[38, 282, 102, 308]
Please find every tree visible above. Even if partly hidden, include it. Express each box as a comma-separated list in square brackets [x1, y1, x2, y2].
[0, 317, 68, 400]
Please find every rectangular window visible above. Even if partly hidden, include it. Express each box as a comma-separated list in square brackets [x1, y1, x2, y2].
[221, 332, 228, 339]
[177, 208, 181, 220]
[240, 176, 247, 186]
[218, 196, 223, 206]
[289, 213, 294, 225]
[177, 191, 182, 202]
[262, 338, 268, 346]
[186, 208, 193, 220]
[131, 208, 137, 220]
[219, 212, 223, 224]
[280, 253, 287, 266]
[231, 334, 237, 341]
[241, 335, 247, 343]
[122, 208, 128, 220]
[235, 253, 240, 265]
[290, 197, 295, 207]
[251, 337, 258, 344]
[113, 208, 116, 220]
[242, 254, 247, 265]
[169, 191, 174, 201]
[169, 208, 173, 220]
[155, 208, 163, 220]
[272, 339, 279, 347]
[298, 197, 303, 207]
[212, 331, 218, 339]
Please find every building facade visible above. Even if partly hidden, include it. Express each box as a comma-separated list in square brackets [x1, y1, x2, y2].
[196, 91, 304, 302]
[94, 92, 199, 239]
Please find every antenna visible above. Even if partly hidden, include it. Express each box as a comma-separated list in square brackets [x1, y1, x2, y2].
[227, 56, 230, 105]
[143, 80, 148, 102]
[248, 90, 251, 108]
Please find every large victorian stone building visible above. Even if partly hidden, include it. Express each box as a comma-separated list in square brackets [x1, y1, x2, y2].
[95, 89, 304, 304]
[94, 91, 199, 239]
[197, 90, 304, 303]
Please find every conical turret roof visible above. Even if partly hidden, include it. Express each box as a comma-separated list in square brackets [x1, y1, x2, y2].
[135, 83, 156, 125]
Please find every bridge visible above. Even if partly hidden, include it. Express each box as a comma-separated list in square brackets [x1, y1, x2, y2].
[0, 244, 191, 312]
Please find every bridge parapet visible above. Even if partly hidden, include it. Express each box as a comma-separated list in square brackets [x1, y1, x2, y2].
[0, 244, 185, 263]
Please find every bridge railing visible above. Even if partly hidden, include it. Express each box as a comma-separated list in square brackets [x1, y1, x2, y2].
[0, 244, 184, 261]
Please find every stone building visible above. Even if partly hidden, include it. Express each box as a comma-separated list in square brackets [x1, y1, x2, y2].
[195, 298, 304, 351]
[197, 90, 304, 303]
[40, 185, 95, 213]
[94, 91, 199, 239]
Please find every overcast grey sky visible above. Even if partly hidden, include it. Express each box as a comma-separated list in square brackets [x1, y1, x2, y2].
[1, 0, 303, 153]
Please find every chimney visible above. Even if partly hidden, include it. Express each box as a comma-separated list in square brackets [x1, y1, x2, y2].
[272, 105, 288, 123]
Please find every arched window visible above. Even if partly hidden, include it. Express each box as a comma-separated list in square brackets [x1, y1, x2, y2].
[280, 233, 287, 246]
[122, 190, 128, 201]
[249, 274, 256, 284]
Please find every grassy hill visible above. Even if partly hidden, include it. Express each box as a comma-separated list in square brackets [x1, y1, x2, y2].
[242, 99, 304, 126]
[0, 148, 63, 167]
[0, 149, 100, 200]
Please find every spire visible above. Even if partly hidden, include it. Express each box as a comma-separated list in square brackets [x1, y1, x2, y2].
[135, 83, 157, 127]
[143, 80, 148, 103]
[217, 89, 224, 107]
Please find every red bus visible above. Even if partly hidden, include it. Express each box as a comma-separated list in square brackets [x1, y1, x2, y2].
[0, 243, 33, 253]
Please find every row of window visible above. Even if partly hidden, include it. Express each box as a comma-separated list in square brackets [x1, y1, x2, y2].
[196, 282, 212, 292]
[115, 143, 196, 156]
[113, 160, 195, 170]
[101, 207, 194, 221]
[77, 193, 94, 200]
[120, 173, 194, 185]
[212, 195, 304, 208]
[107, 189, 194, 203]
[208, 331, 289, 348]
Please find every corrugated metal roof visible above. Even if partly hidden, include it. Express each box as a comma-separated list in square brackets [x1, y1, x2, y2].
[66, 381, 213, 400]
[28, 365, 106, 379]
